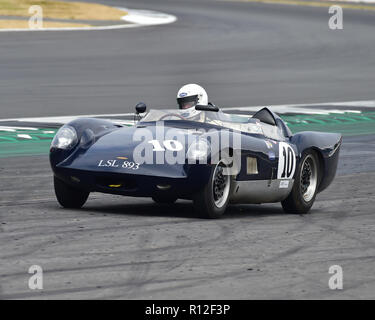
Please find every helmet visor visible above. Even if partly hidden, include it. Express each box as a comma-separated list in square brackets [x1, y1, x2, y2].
[177, 95, 198, 110]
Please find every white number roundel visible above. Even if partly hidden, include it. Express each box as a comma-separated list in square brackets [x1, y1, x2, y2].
[277, 142, 296, 179]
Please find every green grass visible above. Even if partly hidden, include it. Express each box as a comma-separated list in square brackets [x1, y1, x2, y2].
[0, 0, 127, 21]
[1, 112, 375, 158]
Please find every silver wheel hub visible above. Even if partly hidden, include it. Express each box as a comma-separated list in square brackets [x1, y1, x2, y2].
[300, 154, 318, 202]
[212, 161, 230, 208]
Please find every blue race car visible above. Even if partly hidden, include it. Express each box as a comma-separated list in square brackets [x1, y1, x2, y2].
[50, 104, 342, 218]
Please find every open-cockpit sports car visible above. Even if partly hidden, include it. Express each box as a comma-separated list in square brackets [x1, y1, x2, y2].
[50, 104, 342, 218]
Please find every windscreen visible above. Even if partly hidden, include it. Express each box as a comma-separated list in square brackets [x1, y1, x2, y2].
[139, 109, 284, 139]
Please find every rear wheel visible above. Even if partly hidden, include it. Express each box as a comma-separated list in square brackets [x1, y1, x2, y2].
[54, 176, 89, 209]
[282, 150, 320, 214]
[193, 160, 231, 219]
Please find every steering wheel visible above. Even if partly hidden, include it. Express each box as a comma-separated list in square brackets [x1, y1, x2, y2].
[159, 113, 186, 121]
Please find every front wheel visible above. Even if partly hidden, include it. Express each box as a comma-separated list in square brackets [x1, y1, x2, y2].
[193, 160, 231, 219]
[54, 176, 89, 209]
[282, 150, 320, 214]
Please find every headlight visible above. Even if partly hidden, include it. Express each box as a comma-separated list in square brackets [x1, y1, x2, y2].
[51, 125, 78, 150]
[187, 138, 210, 162]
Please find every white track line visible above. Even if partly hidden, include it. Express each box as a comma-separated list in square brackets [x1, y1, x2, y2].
[227, 100, 375, 109]
[224, 106, 362, 115]
[0, 126, 39, 131]
[0, 113, 134, 124]
[0, 128, 16, 132]
[0, 8, 177, 32]
[119, 8, 177, 25]
[223, 99, 375, 114]
[16, 134, 33, 139]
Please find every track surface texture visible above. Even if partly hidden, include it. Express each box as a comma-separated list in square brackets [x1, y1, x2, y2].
[1, 136, 374, 299]
[1, 0, 375, 299]
[1, 0, 375, 117]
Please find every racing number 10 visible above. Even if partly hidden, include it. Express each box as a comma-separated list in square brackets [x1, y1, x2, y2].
[277, 142, 296, 180]
[281, 146, 294, 178]
[148, 140, 183, 152]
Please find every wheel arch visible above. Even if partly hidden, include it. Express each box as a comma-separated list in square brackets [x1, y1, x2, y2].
[290, 131, 342, 194]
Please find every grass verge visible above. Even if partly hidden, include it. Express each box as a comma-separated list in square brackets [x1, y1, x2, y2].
[0, 19, 91, 28]
[0, 0, 127, 21]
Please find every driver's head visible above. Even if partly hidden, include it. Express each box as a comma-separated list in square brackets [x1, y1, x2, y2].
[177, 84, 208, 110]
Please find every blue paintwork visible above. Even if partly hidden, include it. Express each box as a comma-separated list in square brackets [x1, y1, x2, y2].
[50, 109, 342, 201]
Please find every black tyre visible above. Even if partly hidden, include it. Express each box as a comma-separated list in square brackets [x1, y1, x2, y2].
[282, 150, 320, 214]
[193, 160, 231, 219]
[152, 195, 177, 204]
[54, 176, 89, 209]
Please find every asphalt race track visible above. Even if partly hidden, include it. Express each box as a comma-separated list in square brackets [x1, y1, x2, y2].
[1, 0, 375, 299]
[2, 0, 375, 117]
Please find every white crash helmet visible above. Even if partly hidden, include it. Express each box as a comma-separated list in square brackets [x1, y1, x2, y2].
[177, 84, 208, 109]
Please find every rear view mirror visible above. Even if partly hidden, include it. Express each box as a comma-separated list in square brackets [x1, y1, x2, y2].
[135, 102, 147, 114]
[195, 104, 219, 112]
